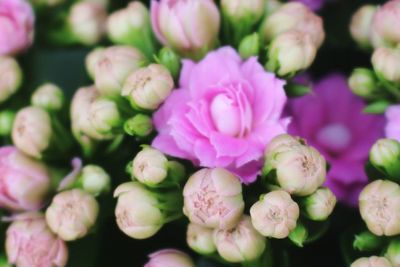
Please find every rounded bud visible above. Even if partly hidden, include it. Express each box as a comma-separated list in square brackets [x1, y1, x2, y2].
[267, 30, 317, 76]
[260, 2, 325, 48]
[348, 68, 379, 99]
[372, 47, 400, 84]
[353, 231, 386, 252]
[213, 215, 266, 263]
[359, 180, 400, 236]
[0, 56, 22, 103]
[124, 114, 153, 137]
[68, 1, 107, 45]
[122, 64, 174, 110]
[350, 5, 377, 48]
[45, 189, 99, 241]
[89, 98, 122, 135]
[94, 45, 146, 97]
[0, 110, 15, 136]
[80, 165, 111, 196]
[12, 106, 52, 159]
[156, 47, 181, 79]
[31, 83, 64, 111]
[144, 249, 195, 267]
[238, 33, 260, 59]
[186, 223, 216, 255]
[370, 0, 400, 48]
[370, 138, 400, 178]
[351, 256, 392, 267]
[385, 238, 400, 266]
[221, 0, 264, 22]
[85, 47, 104, 79]
[302, 187, 336, 221]
[132, 147, 168, 186]
[250, 190, 300, 239]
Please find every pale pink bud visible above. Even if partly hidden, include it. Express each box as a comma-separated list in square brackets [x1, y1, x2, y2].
[371, 47, 400, 84]
[260, 2, 325, 48]
[85, 47, 104, 79]
[150, 0, 220, 59]
[68, 1, 107, 45]
[122, 64, 174, 110]
[221, 0, 265, 22]
[6, 213, 68, 267]
[186, 223, 216, 255]
[45, 189, 99, 241]
[359, 180, 400, 236]
[132, 147, 168, 186]
[94, 45, 146, 97]
[0, 146, 51, 211]
[144, 249, 195, 267]
[31, 83, 64, 111]
[351, 256, 392, 267]
[213, 215, 266, 263]
[12, 106, 52, 159]
[302, 187, 336, 221]
[250, 190, 300, 239]
[183, 168, 245, 230]
[89, 98, 122, 135]
[0, 56, 22, 103]
[370, 0, 400, 48]
[350, 5, 377, 49]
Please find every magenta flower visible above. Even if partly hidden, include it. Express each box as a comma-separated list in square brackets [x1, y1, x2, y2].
[287, 74, 384, 206]
[152, 47, 288, 183]
[290, 0, 325, 11]
[0, 0, 34, 56]
[385, 105, 400, 141]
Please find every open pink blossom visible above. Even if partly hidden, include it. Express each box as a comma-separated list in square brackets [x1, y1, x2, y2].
[0, 0, 34, 56]
[385, 105, 400, 141]
[152, 47, 288, 183]
[287, 74, 384, 206]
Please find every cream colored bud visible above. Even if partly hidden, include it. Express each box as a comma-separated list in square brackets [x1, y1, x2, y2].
[186, 223, 216, 255]
[132, 147, 168, 186]
[350, 5, 377, 48]
[31, 83, 64, 111]
[0, 56, 22, 103]
[372, 47, 400, 84]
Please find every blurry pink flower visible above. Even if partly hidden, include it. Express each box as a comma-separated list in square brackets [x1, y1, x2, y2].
[385, 105, 400, 141]
[290, 0, 325, 11]
[287, 74, 384, 206]
[0, 146, 51, 211]
[6, 213, 68, 267]
[152, 47, 288, 183]
[144, 249, 195, 267]
[0, 0, 34, 56]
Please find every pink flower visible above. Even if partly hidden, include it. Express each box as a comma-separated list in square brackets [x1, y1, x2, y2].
[0, 0, 34, 56]
[152, 47, 288, 183]
[6, 213, 68, 267]
[385, 105, 400, 141]
[287, 74, 384, 206]
[0, 146, 51, 211]
[144, 249, 195, 267]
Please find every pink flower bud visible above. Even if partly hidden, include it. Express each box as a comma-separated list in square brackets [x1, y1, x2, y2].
[213, 215, 266, 263]
[68, 1, 107, 45]
[250, 190, 300, 239]
[0, 146, 51, 211]
[12, 106, 52, 159]
[183, 168, 245, 230]
[94, 45, 146, 97]
[370, 0, 400, 48]
[0, 0, 34, 56]
[351, 256, 392, 267]
[221, 0, 265, 22]
[85, 47, 104, 79]
[350, 5, 377, 49]
[6, 213, 68, 267]
[144, 249, 195, 267]
[302, 187, 336, 221]
[31, 83, 64, 111]
[372, 47, 400, 84]
[186, 223, 216, 255]
[132, 147, 168, 186]
[260, 2, 325, 48]
[0, 56, 22, 103]
[150, 0, 220, 59]
[89, 98, 122, 135]
[122, 64, 174, 110]
[45, 189, 99, 241]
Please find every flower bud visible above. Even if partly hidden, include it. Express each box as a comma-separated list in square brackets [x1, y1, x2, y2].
[6, 214, 68, 267]
[107, 2, 155, 58]
[132, 147, 168, 186]
[85, 47, 104, 79]
[372, 47, 400, 84]
[12, 106, 51, 159]
[0, 110, 15, 136]
[80, 165, 111, 196]
[267, 30, 317, 77]
[359, 180, 400, 236]
[260, 2, 325, 48]
[348, 68, 379, 99]
[351, 256, 392, 267]
[350, 5, 377, 49]
[370, 0, 400, 48]
[353, 231, 386, 252]
[239, 33, 260, 59]
[144, 249, 195, 267]
[124, 114, 153, 137]
[250, 190, 300, 239]
[68, 1, 107, 45]
[155, 47, 181, 80]
[31, 83, 64, 111]
[0, 56, 22, 103]
[89, 98, 122, 135]
[150, 0, 220, 59]
[370, 138, 400, 178]
[213, 215, 266, 263]
[94, 45, 146, 97]
[186, 223, 216, 255]
[183, 168, 245, 229]
[122, 64, 174, 111]
[45, 189, 99, 241]
[385, 238, 400, 266]
[302, 187, 336, 221]
[0, 146, 51, 211]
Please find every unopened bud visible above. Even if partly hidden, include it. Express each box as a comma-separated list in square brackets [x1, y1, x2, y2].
[239, 33, 260, 59]
[353, 231, 386, 252]
[386, 238, 400, 266]
[89, 98, 123, 135]
[0, 110, 15, 136]
[132, 147, 168, 186]
[155, 47, 181, 80]
[370, 138, 400, 178]
[144, 249, 195, 267]
[124, 114, 153, 137]
[350, 5, 377, 49]
[267, 30, 317, 77]
[351, 256, 392, 267]
[85, 47, 104, 79]
[80, 165, 111, 196]
[302, 187, 336, 221]
[122, 64, 174, 111]
[31, 83, 64, 111]
[186, 223, 216, 255]
[372, 47, 400, 84]
[348, 68, 379, 99]
[370, 0, 400, 48]
[0, 56, 22, 103]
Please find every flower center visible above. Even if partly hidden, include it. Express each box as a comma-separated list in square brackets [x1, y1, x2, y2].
[210, 94, 242, 137]
[316, 123, 351, 154]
